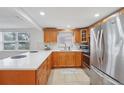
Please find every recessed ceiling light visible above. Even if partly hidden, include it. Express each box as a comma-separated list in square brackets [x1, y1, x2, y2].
[94, 13, 100, 18]
[40, 11, 45, 16]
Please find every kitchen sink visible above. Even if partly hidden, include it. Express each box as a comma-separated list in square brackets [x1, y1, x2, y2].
[11, 55, 27, 59]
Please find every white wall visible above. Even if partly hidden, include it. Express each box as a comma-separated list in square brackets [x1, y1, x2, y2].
[0, 32, 3, 50]
[0, 28, 44, 50]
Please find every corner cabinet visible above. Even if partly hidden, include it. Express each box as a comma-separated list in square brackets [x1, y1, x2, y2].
[73, 28, 90, 44]
[43, 28, 58, 43]
[81, 28, 90, 44]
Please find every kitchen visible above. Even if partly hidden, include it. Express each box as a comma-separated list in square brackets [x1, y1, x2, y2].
[0, 7, 124, 85]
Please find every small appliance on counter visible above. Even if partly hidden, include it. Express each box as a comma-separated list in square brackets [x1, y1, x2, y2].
[44, 44, 51, 50]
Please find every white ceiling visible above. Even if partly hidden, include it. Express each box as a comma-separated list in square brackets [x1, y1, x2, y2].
[23, 7, 120, 28]
[0, 8, 34, 29]
[0, 7, 121, 29]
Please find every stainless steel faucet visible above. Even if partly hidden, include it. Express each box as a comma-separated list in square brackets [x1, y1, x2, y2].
[64, 43, 67, 50]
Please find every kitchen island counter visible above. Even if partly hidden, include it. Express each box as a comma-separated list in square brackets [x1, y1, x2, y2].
[0, 50, 52, 70]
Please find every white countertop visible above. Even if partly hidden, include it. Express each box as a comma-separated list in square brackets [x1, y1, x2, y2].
[0, 49, 83, 70]
[0, 50, 52, 70]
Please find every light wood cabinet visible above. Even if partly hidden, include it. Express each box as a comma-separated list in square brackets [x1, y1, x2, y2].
[75, 52, 82, 66]
[74, 29, 82, 43]
[52, 52, 66, 67]
[52, 52, 81, 68]
[65, 52, 75, 66]
[73, 28, 90, 44]
[0, 70, 36, 85]
[44, 28, 58, 43]
[37, 54, 52, 85]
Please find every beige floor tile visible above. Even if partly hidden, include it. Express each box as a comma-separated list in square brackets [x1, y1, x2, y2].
[64, 74, 77, 83]
[47, 68, 90, 85]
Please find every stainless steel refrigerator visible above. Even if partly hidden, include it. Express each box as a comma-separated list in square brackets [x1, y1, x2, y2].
[91, 13, 124, 84]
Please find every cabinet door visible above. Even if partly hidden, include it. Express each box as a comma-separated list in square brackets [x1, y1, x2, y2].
[52, 52, 66, 67]
[44, 30, 50, 43]
[74, 30, 82, 43]
[52, 52, 59, 67]
[75, 52, 82, 67]
[44, 29, 57, 43]
[58, 52, 66, 67]
[37, 55, 52, 85]
[37, 62, 46, 84]
[65, 52, 75, 67]
[52, 52, 82, 68]
[51, 31, 57, 43]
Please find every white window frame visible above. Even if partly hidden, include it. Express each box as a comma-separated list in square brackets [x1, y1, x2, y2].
[2, 32, 30, 50]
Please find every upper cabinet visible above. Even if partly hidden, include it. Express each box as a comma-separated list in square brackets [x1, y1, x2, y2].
[81, 28, 90, 44]
[74, 28, 82, 43]
[43, 28, 58, 43]
[43, 27, 90, 44]
[73, 28, 90, 44]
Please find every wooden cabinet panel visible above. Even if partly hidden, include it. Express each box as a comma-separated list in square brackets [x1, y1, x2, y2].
[58, 52, 66, 67]
[44, 30, 51, 43]
[44, 28, 58, 43]
[47, 54, 52, 76]
[0, 70, 36, 85]
[81, 53, 84, 68]
[74, 30, 82, 43]
[37, 60, 46, 84]
[52, 52, 66, 67]
[52, 52, 82, 68]
[73, 28, 90, 44]
[52, 52, 59, 67]
[51, 31, 58, 42]
[65, 52, 75, 66]
[36, 54, 52, 85]
[75, 52, 82, 67]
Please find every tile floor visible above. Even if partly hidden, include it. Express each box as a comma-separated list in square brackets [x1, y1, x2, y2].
[47, 68, 90, 85]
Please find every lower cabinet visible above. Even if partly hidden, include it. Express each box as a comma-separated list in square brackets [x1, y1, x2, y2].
[75, 52, 82, 66]
[36, 54, 52, 85]
[52, 52, 66, 67]
[52, 52, 81, 68]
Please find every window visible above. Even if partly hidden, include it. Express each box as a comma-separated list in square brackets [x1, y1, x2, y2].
[3, 32, 30, 50]
[18, 32, 30, 50]
[58, 31, 74, 46]
[58, 32, 74, 43]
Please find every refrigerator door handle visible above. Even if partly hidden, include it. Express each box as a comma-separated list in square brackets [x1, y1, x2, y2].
[92, 29, 101, 68]
[99, 29, 104, 65]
